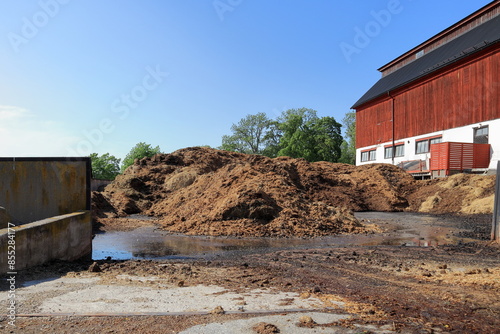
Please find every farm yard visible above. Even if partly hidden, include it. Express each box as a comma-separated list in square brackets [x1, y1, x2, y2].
[2, 147, 499, 333]
[2, 1, 499, 333]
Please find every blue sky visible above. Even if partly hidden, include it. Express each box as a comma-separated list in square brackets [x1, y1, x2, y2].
[0, 0, 493, 160]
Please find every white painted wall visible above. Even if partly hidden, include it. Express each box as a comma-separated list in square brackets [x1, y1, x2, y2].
[356, 119, 500, 170]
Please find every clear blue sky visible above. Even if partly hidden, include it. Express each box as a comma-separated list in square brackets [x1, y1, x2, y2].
[0, 0, 493, 160]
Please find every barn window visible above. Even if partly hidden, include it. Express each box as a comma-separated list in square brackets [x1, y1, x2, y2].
[384, 144, 405, 159]
[416, 137, 442, 154]
[384, 147, 392, 159]
[395, 145, 405, 157]
[474, 126, 489, 144]
[361, 149, 376, 162]
[415, 140, 428, 154]
[361, 151, 369, 162]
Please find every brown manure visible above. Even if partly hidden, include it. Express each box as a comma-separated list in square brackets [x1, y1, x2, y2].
[94, 147, 495, 237]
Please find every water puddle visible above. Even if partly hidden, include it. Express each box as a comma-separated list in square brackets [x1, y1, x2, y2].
[92, 212, 473, 260]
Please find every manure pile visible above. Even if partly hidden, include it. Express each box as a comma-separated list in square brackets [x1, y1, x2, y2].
[93, 147, 419, 237]
[93, 147, 496, 237]
[407, 172, 496, 215]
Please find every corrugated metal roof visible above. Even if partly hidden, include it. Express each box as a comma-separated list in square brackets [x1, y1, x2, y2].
[352, 14, 500, 109]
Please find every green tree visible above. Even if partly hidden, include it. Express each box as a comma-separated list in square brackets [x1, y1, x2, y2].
[277, 108, 343, 162]
[220, 113, 273, 155]
[90, 153, 121, 180]
[121, 142, 162, 172]
[260, 120, 282, 158]
[339, 111, 356, 164]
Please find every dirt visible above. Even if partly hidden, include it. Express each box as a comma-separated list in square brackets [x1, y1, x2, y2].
[93, 147, 496, 237]
[407, 173, 496, 215]
[252, 322, 280, 333]
[2, 215, 500, 333]
[93, 147, 419, 237]
[3, 148, 499, 333]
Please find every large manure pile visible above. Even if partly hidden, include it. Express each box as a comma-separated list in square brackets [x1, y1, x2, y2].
[93, 147, 497, 236]
[93, 147, 418, 237]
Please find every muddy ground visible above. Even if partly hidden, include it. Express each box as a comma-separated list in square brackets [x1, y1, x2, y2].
[2, 214, 500, 334]
[2, 148, 499, 333]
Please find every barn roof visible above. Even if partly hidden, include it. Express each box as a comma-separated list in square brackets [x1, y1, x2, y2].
[352, 14, 500, 109]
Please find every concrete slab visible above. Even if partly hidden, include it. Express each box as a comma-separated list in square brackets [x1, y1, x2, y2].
[179, 312, 397, 334]
[0, 275, 403, 333]
[39, 284, 333, 314]
[0, 276, 342, 315]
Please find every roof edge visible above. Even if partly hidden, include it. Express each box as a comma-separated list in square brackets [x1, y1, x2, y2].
[352, 40, 500, 110]
[377, 0, 500, 73]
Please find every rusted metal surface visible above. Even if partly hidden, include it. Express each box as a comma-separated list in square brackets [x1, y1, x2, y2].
[0, 158, 91, 224]
[0, 158, 92, 273]
[0, 211, 92, 273]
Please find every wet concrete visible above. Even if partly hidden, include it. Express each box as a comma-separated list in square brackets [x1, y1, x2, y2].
[92, 212, 476, 261]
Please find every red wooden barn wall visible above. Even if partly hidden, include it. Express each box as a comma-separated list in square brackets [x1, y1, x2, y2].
[356, 47, 500, 149]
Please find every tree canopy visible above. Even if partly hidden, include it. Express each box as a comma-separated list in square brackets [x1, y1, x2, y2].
[121, 142, 162, 172]
[220, 112, 273, 155]
[90, 153, 121, 180]
[339, 111, 356, 165]
[220, 108, 344, 163]
[277, 108, 343, 162]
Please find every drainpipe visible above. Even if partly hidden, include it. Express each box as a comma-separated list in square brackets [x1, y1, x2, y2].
[388, 91, 395, 165]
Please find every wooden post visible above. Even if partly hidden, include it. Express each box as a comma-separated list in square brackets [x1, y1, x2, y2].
[492, 161, 500, 242]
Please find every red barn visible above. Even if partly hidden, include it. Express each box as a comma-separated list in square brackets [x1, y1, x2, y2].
[352, 1, 500, 178]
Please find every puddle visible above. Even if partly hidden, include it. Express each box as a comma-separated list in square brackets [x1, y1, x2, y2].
[92, 228, 337, 260]
[92, 212, 473, 260]
[355, 211, 463, 247]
